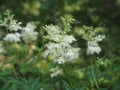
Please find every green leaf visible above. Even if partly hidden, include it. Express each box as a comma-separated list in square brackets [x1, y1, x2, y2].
[62, 79, 72, 90]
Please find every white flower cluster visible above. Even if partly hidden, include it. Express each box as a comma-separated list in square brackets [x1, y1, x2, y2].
[44, 25, 80, 64]
[3, 21, 38, 43]
[83, 26, 105, 55]
[8, 20, 22, 31]
[2, 19, 22, 42]
[87, 41, 101, 55]
[0, 11, 38, 43]
[3, 33, 21, 42]
[49, 66, 63, 78]
[44, 25, 62, 42]
[82, 26, 105, 55]
[21, 22, 38, 43]
[87, 35, 105, 55]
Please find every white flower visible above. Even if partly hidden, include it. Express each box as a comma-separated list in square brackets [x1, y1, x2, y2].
[44, 25, 76, 43]
[55, 57, 65, 64]
[44, 25, 63, 42]
[49, 66, 63, 78]
[45, 43, 61, 50]
[87, 41, 101, 55]
[86, 35, 105, 55]
[93, 35, 105, 42]
[65, 48, 80, 61]
[62, 35, 76, 44]
[82, 26, 105, 55]
[44, 24, 80, 64]
[8, 20, 22, 31]
[3, 33, 21, 42]
[21, 22, 38, 43]
[44, 42, 63, 58]
[45, 34, 62, 42]
[44, 42, 80, 64]
[22, 22, 36, 31]
[44, 25, 62, 35]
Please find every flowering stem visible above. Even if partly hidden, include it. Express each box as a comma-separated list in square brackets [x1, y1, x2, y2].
[91, 57, 99, 88]
[62, 64, 73, 89]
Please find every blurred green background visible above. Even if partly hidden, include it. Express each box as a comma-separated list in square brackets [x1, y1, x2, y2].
[0, 0, 120, 90]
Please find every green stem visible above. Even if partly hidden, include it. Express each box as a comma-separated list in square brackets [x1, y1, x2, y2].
[63, 64, 73, 89]
[91, 58, 99, 88]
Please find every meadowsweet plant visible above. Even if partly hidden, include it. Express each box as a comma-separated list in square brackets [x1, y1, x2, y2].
[0, 10, 39, 74]
[0, 10, 39, 44]
[43, 17, 80, 64]
[80, 25, 106, 89]
[0, 11, 109, 90]
[82, 25, 105, 55]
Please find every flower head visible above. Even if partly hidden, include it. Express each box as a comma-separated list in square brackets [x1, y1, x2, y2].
[44, 24, 80, 64]
[3, 33, 21, 42]
[82, 25, 105, 55]
[21, 22, 38, 43]
[8, 20, 22, 31]
[49, 66, 63, 78]
[87, 41, 101, 55]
